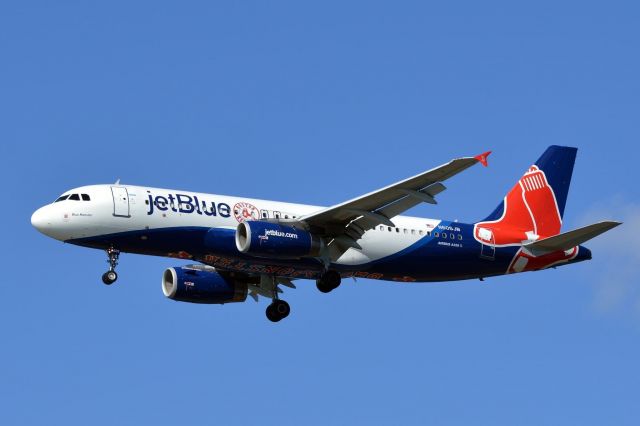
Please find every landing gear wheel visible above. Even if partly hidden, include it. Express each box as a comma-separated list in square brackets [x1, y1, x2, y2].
[316, 270, 341, 293]
[266, 300, 290, 322]
[266, 304, 279, 322]
[102, 271, 118, 285]
[102, 247, 121, 285]
[316, 280, 334, 293]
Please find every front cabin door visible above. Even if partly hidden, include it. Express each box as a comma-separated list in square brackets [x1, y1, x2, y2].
[111, 186, 130, 217]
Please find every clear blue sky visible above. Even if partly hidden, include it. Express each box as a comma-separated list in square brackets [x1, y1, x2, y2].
[1, 1, 639, 425]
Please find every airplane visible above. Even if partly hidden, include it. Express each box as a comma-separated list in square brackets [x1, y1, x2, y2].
[31, 146, 620, 322]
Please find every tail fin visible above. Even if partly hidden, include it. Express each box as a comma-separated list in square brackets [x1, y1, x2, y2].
[475, 146, 578, 246]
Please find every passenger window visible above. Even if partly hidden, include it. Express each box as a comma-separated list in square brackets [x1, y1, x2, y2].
[380, 226, 384, 231]
[434, 232, 439, 237]
[450, 233, 454, 239]
[274, 211, 281, 219]
[458, 234, 462, 240]
[261, 210, 269, 219]
[442, 233, 447, 239]
[285, 215, 289, 219]
[68, 194, 80, 201]
[403, 229, 408, 234]
[81, 194, 90, 201]
[396, 228, 400, 233]
[55, 195, 69, 202]
[427, 231, 432, 236]
[388, 227, 392, 232]
[419, 230, 424, 236]
[411, 229, 415, 235]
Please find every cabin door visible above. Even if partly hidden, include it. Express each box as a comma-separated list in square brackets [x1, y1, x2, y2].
[111, 186, 130, 217]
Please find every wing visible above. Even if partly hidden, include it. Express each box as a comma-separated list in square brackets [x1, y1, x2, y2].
[294, 151, 491, 258]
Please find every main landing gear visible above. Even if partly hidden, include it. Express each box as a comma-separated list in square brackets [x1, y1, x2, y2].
[264, 276, 291, 322]
[316, 270, 341, 293]
[266, 299, 290, 322]
[102, 247, 120, 285]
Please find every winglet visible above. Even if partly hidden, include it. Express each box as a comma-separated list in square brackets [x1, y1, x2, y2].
[474, 151, 492, 167]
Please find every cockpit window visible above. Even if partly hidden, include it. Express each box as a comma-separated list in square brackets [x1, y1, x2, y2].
[68, 194, 80, 201]
[55, 195, 69, 202]
[81, 194, 91, 201]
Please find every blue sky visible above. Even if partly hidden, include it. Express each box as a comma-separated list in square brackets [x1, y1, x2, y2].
[1, 1, 639, 425]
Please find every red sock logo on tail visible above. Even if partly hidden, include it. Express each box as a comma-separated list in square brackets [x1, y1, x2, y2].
[474, 165, 562, 246]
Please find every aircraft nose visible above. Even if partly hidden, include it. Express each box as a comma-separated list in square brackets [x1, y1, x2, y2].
[31, 206, 51, 234]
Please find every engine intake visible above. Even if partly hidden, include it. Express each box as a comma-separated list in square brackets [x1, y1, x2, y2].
[162, 266, 247, 304]
[235, 221, 323, 258]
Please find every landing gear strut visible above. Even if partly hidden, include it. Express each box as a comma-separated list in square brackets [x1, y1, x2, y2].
[316, 270, 341, 293]
[102, 247, 120, 285]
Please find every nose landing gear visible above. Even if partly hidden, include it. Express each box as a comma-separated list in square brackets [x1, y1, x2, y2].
[102, 247, 120, 285]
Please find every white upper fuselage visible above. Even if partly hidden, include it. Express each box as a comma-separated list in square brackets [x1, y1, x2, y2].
[31, 184, 445, 266]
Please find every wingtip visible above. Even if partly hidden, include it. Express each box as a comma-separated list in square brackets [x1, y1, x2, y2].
[474, 151, 492, 167]
[601, 220, 623, 228]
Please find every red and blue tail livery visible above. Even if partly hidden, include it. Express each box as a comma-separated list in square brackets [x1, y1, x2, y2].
[31, 146, 621, 322]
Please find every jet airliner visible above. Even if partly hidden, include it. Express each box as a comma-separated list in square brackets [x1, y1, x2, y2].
[31, 146, 620, 322]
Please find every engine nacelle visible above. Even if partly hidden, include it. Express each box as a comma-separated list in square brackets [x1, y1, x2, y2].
[235, 221, 323, 258]
[162, 266, 247, 304]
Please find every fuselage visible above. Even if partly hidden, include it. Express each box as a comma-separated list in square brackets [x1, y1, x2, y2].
[31, 184, 591, 282]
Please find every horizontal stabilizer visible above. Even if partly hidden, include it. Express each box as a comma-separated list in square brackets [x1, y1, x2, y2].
[523, 221, 622, 256]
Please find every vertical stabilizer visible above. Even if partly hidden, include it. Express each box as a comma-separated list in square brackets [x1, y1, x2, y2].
[475, 146, 578, 246]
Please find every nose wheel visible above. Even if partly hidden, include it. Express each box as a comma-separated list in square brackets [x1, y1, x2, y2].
[102, 247, 120, 285]
[102, 270, 118, 285]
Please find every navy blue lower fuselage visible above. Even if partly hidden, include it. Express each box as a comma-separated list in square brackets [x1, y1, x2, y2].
[68, 221, 591, 283]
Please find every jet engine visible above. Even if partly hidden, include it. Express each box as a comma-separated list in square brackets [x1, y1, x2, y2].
[162, 266, 247, 304]
[235, 221, 323, 258]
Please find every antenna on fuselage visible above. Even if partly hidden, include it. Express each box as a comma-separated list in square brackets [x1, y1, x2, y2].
[114, 178, 121, 185]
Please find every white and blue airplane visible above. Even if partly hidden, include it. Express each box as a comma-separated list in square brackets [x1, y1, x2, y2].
[31, 146, 620, 322]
